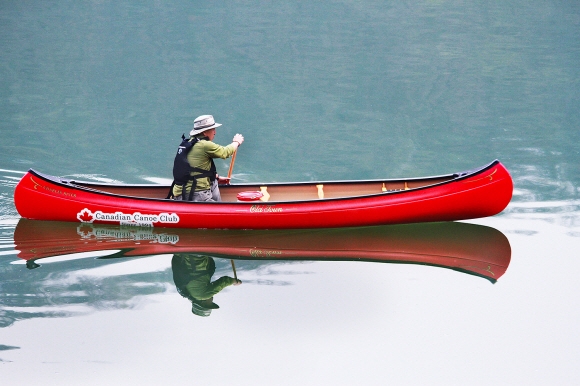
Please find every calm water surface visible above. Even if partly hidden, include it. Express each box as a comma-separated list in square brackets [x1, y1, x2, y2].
[0, 1, 579, 385]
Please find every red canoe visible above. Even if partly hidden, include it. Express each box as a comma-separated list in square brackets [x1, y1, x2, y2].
[13, 160, 513, 229]
[14, 219, 511, 282]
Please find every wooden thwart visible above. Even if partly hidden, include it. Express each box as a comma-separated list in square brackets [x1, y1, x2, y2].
[260, 186, 270, 201]
[316, 184, 324, 199]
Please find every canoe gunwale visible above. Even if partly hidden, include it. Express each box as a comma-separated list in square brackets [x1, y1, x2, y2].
[24, 160, 502, 205]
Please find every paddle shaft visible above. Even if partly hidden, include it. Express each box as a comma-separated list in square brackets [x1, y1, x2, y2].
[227, 150, 237, 179]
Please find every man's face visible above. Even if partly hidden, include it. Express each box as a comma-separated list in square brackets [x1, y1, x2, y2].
[205, 128, 216, 140]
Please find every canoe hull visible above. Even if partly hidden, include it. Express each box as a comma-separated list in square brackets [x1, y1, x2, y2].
[14, 161, 513, 229]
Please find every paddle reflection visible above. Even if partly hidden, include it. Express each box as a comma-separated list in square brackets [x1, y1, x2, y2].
[172, 254, 241, 317]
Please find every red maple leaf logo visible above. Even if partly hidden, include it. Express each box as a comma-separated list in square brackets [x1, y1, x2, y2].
[77, 208, 94, 223]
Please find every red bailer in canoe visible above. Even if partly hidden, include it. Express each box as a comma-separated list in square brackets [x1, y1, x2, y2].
[14, 160, 513, 229]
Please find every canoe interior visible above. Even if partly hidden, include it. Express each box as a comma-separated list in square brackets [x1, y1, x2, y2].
[71, 175, 455, 202]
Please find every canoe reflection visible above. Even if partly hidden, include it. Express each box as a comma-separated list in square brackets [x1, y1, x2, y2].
[14, 219, 511, 283]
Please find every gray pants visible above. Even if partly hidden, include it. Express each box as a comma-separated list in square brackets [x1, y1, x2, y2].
[174, 179, 221, 202]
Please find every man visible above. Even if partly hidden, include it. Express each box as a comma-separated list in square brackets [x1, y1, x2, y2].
[172, 115, 244, 201]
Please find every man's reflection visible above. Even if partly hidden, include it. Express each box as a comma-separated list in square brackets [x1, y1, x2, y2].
[171, 254, 241, 317]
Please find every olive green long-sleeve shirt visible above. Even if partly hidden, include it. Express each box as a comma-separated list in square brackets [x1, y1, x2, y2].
[172, 137, 236, 197]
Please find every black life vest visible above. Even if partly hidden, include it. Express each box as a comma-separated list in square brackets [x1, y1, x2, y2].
[167, 134, 217, 200]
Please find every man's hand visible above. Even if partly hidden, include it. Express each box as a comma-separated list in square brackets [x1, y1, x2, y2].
[218, 175, 231, 185]
[232, 133, 244, 147]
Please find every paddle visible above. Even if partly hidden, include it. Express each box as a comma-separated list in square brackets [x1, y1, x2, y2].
[228, 147, 240, 283]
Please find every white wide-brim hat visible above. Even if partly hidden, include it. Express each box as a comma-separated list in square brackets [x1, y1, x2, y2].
[190, 114, 222, 136]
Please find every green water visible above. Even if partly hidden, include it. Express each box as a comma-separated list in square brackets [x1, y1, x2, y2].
[0, 1, 579, 384]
